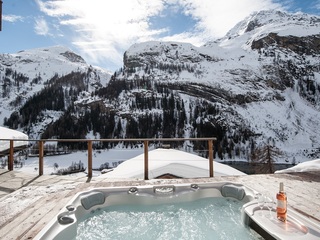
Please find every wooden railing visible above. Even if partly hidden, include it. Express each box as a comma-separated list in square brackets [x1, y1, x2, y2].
[1, 137, 216, 179]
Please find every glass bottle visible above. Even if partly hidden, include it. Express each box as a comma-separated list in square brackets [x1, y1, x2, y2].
[276, 182, 287, 221]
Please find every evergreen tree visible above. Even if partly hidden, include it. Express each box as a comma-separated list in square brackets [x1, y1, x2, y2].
[251, 142, 282, 174]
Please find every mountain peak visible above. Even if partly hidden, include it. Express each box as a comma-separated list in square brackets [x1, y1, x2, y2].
[123, 41, 222, 69]
[15, 45, 86, 64]
[223, 10, 320, 41]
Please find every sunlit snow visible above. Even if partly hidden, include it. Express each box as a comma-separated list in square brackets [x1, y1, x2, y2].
[0, 126, 28, 151]
[275, 159, 320, 174]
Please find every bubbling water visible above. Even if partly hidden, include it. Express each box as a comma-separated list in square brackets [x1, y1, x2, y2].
[76, 197, 260, 240]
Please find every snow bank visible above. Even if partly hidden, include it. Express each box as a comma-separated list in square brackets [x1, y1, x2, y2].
[0, 127, 28, 152]
[275, 159, 320, 174]
[102, 148, 245, 179]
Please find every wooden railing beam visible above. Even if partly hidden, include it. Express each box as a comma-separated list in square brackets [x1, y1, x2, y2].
[1, 137, 216, 178]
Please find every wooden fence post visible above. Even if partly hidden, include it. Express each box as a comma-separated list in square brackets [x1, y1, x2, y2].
[8, 140, 14, 171]
[144, 140, 149, 180]
[39, 141, 44, 176]
[88, 140, 93, 178]
[208, 140, 214, 177]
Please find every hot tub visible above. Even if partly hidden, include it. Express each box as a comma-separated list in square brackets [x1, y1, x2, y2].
[34, 182, 320, 240]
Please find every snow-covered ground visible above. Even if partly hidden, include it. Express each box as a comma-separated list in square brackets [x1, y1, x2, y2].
[14, 148, 145, 177]
[0, 126, 28, 151]
[275, 159, 320, 174]
[103, 148, 245, 178]
[0, 127, 143, 176]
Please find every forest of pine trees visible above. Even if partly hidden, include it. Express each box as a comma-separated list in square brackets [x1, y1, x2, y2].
[3, 67, 258, 160]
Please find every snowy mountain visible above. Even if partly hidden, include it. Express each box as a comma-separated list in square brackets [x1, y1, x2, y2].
[115, 10, 320, 163]
[1, 10, 320, 165]
[0, 46, 111, 138]
[223, 10, 320, 40]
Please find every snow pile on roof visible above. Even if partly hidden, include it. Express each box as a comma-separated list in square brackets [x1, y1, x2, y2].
[103, 148, 245, 179]
[0, 127, 28, 152]
[275, 159, 320, 174]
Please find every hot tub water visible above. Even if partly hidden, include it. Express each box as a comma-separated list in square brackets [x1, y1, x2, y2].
[75, 197, 260, 240]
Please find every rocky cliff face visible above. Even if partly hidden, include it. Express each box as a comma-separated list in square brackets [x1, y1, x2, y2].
[116, 10, 320, 162]
[251, 33, 320, 55]
[123, 41, 220, 69]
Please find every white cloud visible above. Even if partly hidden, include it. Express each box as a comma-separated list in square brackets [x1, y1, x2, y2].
[36, 0, 168, 69]
[36, 0, 284, 70]
[3, 15, 24, 23]
[34, 17, 50, 36]
[178, 0, 283, 37]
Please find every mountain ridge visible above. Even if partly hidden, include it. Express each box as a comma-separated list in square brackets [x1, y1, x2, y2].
[0, 45, 111, 137]
[1, 10, 320, 165]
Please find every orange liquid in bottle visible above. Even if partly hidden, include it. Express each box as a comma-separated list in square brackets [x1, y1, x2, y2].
[276, 182, 287, 222]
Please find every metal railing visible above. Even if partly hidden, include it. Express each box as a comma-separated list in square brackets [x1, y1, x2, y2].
[0, 137, 216, 179]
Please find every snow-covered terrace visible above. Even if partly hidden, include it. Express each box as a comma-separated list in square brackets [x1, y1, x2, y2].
[0, 169, 319, 239]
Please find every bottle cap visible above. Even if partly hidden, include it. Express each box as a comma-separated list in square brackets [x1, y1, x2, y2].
[280, 182, 284, 192]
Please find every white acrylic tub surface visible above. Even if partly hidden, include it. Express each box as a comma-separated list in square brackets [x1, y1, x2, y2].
[34, 182, 320, 240]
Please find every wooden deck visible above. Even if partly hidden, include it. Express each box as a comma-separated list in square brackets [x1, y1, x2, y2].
[0, 169, 319, 239]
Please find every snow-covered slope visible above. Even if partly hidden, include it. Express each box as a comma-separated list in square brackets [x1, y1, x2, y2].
[222, 10, 320, 41]
[275, 159, 320, 173]
[119, 10, 320, 163]
[0, 46, 111, 135]
[1, 46, 85, 77]
[124, 10, 320, 96]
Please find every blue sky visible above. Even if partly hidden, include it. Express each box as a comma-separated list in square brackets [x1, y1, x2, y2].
[1, 0, 320, 71]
